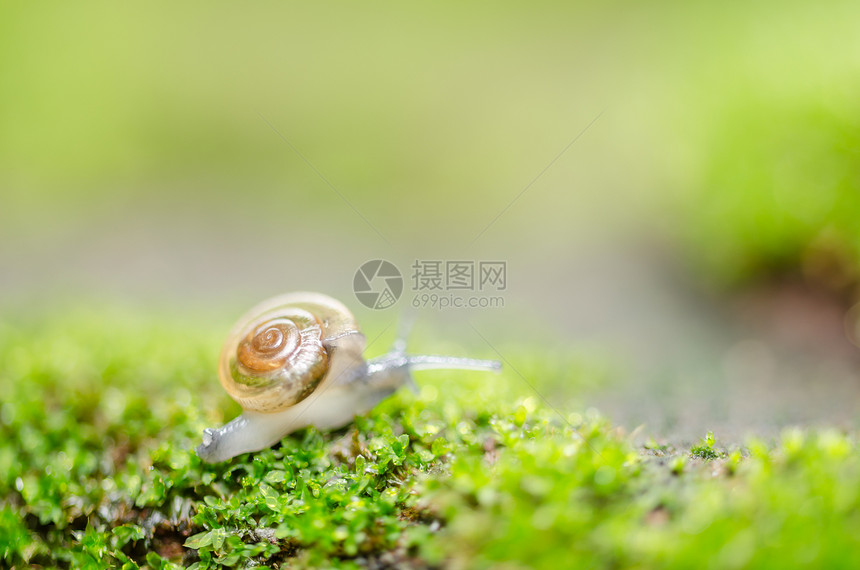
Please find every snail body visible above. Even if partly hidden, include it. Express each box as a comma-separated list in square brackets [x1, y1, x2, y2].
[197, 292, 501, 463]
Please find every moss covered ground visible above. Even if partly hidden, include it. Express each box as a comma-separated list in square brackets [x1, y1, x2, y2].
[3, 311, 860, 569]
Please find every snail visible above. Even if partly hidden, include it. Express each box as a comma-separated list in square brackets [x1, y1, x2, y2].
[196, 292, 501, 463]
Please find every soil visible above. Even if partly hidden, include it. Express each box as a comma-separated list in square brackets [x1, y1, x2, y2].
[563, 247, 860, 443]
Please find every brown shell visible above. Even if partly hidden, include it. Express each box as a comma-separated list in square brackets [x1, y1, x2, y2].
[219, 292, 364, 413]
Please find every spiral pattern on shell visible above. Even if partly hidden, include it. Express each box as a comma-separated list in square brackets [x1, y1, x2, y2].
[237, 317, 308, 375]
[218, 293, 363, 413]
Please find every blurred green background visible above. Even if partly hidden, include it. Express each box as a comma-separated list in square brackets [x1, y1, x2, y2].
[1, 1, 648, 305]
[4, 0, 858, 291]
[2, 0, 860, 433]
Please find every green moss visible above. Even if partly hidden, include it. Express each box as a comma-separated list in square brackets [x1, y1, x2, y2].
[3, 313, 860, 568]
[690, 431, 723, 460]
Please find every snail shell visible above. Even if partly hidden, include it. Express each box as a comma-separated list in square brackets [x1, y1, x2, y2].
[219, 292, 366, 413]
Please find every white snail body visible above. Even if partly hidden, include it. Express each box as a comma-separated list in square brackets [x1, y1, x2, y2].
[196, 292, 501, 463]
